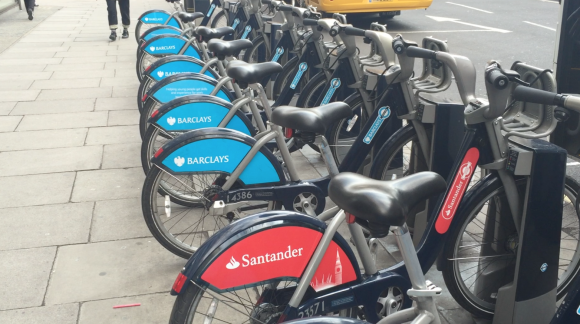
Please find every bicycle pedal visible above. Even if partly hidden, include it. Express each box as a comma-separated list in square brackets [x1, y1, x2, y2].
[407, 281, 442, 298]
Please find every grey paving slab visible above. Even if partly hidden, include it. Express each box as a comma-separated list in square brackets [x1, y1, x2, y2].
[64, 41, 114, 47]
[0, 51, 57, 59]
[108, 110, 139, 126]
[17, 111, 108, 131]
[0, 172, 75, 208]
[0, 128, 87, 151]
[50, 69, 115, 79]
[91, 197, 150, 242]
[0, 80, 32, 91]
[9, 42, 65, 48]
[78, 293, 173, 324]
[54, 51, 108, 57]
[101, 143, 141, 169]
[71, 167, 144, 202]
[3, 46, 69, 53]
[100, 76, 139, 87]
[0, 116, 22, 132]
[0, 90, 40, 102]
[62, 56, 117, 64]
[0, 64, 47, 73]
[37, 87, 112, 101]
[0, 102, 16, 115]
[0, 202, 93, 250]
[0, 303, 79, 324]
[30, 78, 102, 90]
[0, 247, 56, 310]
[95, 96, 135, 110]
[44, 238, 183, 305]
[105, 62, 137, 70]
[0, 146, 103, 176]
[67, 45, 116, 52]
[11, 98, 96, 115]
[0, 71, 53, 80]
[107, 49, 136, 56]
[0, 58, 63, 65]
[439, 308, 477, 324]
[44, 63, 106, 71]
[116, 55, 136, 63]
[85, 125, 140, 145]
[112, 85, 139, 98]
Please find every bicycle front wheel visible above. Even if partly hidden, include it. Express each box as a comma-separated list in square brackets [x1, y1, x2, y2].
[442, 176, 580, 318]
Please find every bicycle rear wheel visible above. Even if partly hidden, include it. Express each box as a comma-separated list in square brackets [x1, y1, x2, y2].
[442, 176, 580, 318]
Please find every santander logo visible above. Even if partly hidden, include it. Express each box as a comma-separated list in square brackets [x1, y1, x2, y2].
[226, 257, 240, 269]
[436, 148, 479, 234]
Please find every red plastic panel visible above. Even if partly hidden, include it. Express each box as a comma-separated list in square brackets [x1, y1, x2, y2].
[201, 226, 323, 290]
[310, 240, 357, 291]
[435, 147, 480, 234]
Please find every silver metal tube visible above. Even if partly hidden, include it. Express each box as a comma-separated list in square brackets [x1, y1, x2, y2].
[288, 211, 346, 307]
[316, 136, 339, 178]
[221, 131, 278, 190]
[210, 77, 232, 97]
[316, 206, 340, 222]
[377, 308, 418, 324]
[349, 222, 378, 275]
[393, 225, 426, 290]
[217, 97, 252, 128]
[201, 58, 219, 74]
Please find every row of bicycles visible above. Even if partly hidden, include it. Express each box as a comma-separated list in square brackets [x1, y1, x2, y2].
[133, 0, 580, 323]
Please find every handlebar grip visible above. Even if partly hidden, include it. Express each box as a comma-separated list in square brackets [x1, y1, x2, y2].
[565, 96, 580, 113]
[261, 0, 271, 4]
[405, 46, 436, 59]
[302, 10, 311, 18]
[486, 69, 509, 90]
[329, 25, 340, 37]
[303, 18, 318, 26]
[392, 39, 405, 54]
[344, 26, 366, 37]
[277, 4, 293, 11]
[512, 86, 563, 106]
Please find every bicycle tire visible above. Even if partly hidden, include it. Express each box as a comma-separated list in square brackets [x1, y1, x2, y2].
[135, 21, 161, 43]
[140, 98, 162, 139]
[272, 56, 299, 101]
[136, 49, 163, 82]
[137, 77, 155, 113]
[243, 35, 269, 63]
[141, 126, 173, 174]
[210, 10, 228, 29]
[295, 71, 326, 108]
[441, 176, 580, 318]
[142, 165, 283, 258]
[327, 93, 369, 167]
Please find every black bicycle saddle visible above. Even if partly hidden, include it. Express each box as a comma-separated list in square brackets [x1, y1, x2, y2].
[227, 61, 282, 85]
[177, 12, 204, 23]
[208, 39, 253, 58]
[271, 103, 352, 134]
[329, 172, 446, 237]
[194, 26, 234, 41]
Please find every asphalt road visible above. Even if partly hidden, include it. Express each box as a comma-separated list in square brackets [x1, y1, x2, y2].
[343, 0, 580, 179]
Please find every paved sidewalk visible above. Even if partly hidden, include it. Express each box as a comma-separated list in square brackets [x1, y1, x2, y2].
[0, 1, 480, 323]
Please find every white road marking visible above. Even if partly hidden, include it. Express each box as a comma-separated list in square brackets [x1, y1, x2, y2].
[446, 2, 493, 14]
[426, 15, 511, 33]
[523, 21, 556, 31]
[567, 162, 580, 166]
[391, 29, 497, 34]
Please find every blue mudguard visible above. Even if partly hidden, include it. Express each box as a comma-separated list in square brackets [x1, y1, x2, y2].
[140, 25, 183, 43]
[144, 73, 233, 107]
[169, 210, 361, 294]
[141, 34, 201, 59]
[144, 55, 218, 81]
[148, 95, 255, 136]
[138, 10, 182, 29]
[151, 128, 285, 186]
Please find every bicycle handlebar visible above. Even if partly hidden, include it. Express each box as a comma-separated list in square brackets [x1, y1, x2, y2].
[277, 4, 293, 11]
[404, 46, 436, 59]
[261, 0, 271, 4]
[329, 25, 340, 37]
[486, 68, 510, 90]
[343, 26, 366, 36]
[303, 18, 318, 26]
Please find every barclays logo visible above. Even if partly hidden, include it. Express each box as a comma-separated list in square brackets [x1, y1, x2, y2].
[174, 156, 185, 167]
[187, 155, 229, 164]
[149, 45, 176, 52]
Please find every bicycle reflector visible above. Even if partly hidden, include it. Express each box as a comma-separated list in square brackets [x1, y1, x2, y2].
[154, 147, 164, 158]
[141, 94, 148, 102]
[284, 127, 294, 139]
[172, 272, 187, 294]
[151, 109, 160, 118]
[346, 212, 356, 224]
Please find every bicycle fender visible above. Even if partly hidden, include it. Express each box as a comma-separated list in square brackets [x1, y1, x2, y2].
[140, 25, 183, 43]
[148, 95, 255, 136]
[151, 128, 284, 186]
[138, 10, 181, 28]
[141, 35, 201, 59]
[144, 55, 218, 81]
[144, 73, 233, 105]
[169, 210, 361, 295]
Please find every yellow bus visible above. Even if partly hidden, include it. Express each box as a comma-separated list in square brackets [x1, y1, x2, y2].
[303, 0, 433, 18]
